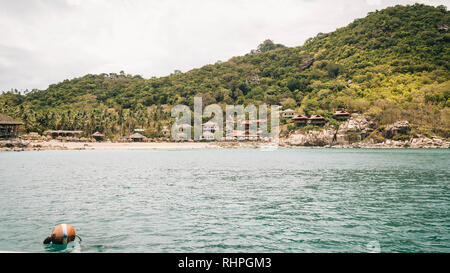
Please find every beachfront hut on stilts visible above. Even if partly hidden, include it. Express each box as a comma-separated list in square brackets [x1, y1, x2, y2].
[0, 113, 23, 139]
[127, 133, 146, 142]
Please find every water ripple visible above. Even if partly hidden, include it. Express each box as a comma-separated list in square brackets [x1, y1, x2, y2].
[0, 149, 449, 252]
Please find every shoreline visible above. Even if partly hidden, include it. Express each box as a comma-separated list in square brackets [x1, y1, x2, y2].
[1, 139, 449, 152]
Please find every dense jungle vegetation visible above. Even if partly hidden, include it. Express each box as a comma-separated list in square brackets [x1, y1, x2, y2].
[1, 4, 448, 140]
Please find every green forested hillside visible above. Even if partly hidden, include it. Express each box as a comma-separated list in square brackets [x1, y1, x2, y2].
[1, 4, 449, 139]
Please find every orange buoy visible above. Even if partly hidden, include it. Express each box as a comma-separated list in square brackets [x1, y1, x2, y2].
[43, 224, 82, 245]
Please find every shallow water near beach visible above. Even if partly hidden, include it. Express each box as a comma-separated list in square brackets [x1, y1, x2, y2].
[0, 148, 449, 252]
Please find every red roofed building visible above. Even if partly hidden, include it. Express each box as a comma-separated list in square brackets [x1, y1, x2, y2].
[333, 110, 350, 121]
[309, 115, 326, 126]
[292, 115, 309, 126]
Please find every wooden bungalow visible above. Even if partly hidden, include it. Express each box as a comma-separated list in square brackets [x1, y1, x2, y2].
[0, 113, 23, 139]
[92, 131, 105, 141]
[333, 110, 350, 121]
[281, 109, 295, 118]
[292, 115, 309, 126]
[309, 115, 326, 126]
[128, 133, 146, 142]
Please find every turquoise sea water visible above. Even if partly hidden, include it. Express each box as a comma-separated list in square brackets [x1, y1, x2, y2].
[0, 148, 449, 253]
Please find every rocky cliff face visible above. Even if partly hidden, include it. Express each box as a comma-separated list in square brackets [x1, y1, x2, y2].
[384, 120, 410, 138]
[335, 114, 376, 144]
[282, 129, 334, 147]
[282, 114, 375, 147]
[282, 114, 449, 148]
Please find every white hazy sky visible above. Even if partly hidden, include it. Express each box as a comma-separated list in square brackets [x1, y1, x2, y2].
[0, 0, 448, 91]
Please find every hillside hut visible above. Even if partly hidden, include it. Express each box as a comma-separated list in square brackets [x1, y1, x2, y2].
[0, 113, 23, 139]
[292, 115, 309, 126]
[309, 115, 326, 126]
[333, 110, 350, 121]
[281, 109, 295, 118]
[92, 132, 105, 142]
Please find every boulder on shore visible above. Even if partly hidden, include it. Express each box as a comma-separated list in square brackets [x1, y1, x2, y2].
[384, 120, 410, 139]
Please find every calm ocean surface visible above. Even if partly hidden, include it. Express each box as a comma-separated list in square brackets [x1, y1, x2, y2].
[0, 148, 449, 253]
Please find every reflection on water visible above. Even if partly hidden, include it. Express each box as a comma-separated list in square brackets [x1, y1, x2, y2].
[0, 149, 449, 253]
[44, 241, 82, 253]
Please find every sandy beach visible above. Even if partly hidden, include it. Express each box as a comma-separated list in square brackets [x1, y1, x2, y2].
[27, 140, 223, 151]
[0, 139, 275, 151]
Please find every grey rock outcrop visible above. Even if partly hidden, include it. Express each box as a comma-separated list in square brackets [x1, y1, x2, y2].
[384, 120, 410, 138]
[283, 129, 334, 146]
[283, 114, 375, 146]
[282, 115, 449, 148]
[334, 114, 375, 144]
[298, 58, 314, 72]
[408, 137, 450, 148]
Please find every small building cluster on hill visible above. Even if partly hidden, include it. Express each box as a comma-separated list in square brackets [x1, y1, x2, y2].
[174, 119, 270, 142]
[282, 110, 351, 126]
